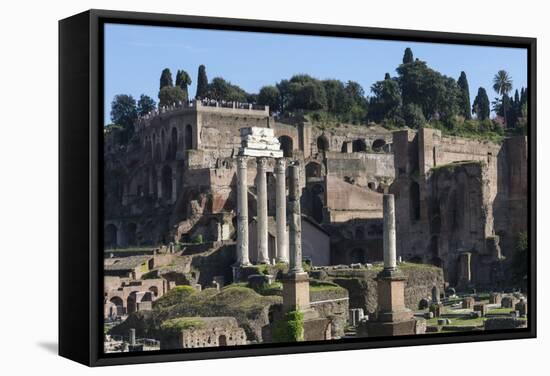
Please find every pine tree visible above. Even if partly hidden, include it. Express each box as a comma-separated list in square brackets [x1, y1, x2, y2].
[195, 65, 208, 99]
[457, 71, 472, 120]
[403, 48, 414, 64]
[159, 68, 173, 90]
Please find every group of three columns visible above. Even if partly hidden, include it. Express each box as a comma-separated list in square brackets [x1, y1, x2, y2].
[235, 156, 303, 273]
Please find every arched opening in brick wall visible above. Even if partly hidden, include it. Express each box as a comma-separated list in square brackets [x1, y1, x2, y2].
[170, 127, 178, 159]
[352, 139, 367, 152]
[109, 296, 124, 316]
[278, 135, 293, 157]
[185, 124, 193, 150]
[409, 182, 421, 221]
[218, 335, 227, 347]
[149, 286, 159, 298]
[350, 248, 366, 264]
[161, 129, 166, 159]
[127, 292, 137, 314]
[125, 223, 137, 246]
[305, 162, 322, 179]
[372, 139, 386, 152]
[317, 135, 329, 152]
[104, 224, 118, 249]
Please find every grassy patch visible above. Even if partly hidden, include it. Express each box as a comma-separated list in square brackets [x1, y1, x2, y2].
[160, 317, 205, 332]
[427, 316, 485, 327]
[154, 285, 197, 309]
[309, 280, 345, 292]
[488, 307, 514, 314]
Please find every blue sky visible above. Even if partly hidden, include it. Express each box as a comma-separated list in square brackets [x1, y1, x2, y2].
[104, 23, 527, 125]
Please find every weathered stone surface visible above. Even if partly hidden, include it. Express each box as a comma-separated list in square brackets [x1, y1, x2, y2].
[484, 317, 528, 331]
[502, 296, 519, 308]
[462, 296, 476, 309]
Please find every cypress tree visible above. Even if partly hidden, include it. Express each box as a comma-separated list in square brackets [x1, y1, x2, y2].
[403, 48, 414, 64]
[195, 65, 209, 99]
[472, 87, 490, 120]
[159, 68, 173, 90]
[457, 71, 472, 120]
[175, 70, 192, 101]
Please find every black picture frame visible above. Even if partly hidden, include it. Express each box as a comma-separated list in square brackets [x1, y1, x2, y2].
[59, 9, 537, 367]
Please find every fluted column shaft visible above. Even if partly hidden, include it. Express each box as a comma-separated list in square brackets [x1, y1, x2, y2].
[383, 194, 397, 270]
[288, 164, 303, 273]
[256, 157, 269, 264]
[236, 157, 250, 265]
[275, 159, 288, 263]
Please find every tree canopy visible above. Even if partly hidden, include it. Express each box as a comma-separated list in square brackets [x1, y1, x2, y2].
[402, 47, 414, 64]
[137, 94, 156, 116]
[195, 65, 208, 99]
[159, 86, 186, 107]
[159, 68, 173, 90]
[472, 87, 490, 120]
[207, 77, 248, 102]
[457, 71, 472, 120]
[175, 70, 192, 100]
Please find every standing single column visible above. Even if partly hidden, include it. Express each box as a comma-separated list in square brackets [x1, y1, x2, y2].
[236, 156, 250, 265]
[383, 194, 397, 271]
[256, 157, 269, 264]
[275, 159, 288, 263]
[288, 163, 303, 274]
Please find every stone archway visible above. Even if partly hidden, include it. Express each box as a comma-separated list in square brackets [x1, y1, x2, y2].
[305, 161, 322, 179]
[317, 135, 329, 152]
[352, 139, 367, 152]
[278, 135, 293, 157]
[104, 224, 118, 249]
[110, 296, 124, 316]
[372, 139, 386, 152]
[185, 124, 193, 150]
[350, 248, 366, 264]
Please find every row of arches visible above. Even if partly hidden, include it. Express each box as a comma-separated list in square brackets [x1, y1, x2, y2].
[316, 135, 388, 154]
[148, 124, 194, 163]
[107, 287, 159, 317]
[105, 222, 137, 248]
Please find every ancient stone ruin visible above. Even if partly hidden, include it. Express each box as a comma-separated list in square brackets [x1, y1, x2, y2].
[103, 100, 529, 352]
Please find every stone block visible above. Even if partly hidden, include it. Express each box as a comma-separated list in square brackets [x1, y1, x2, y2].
[489, 292, 502, 305]
[248, 274, 271, 291]
[473, 303, 488, 316]
[282, 272, 310, 312]
[502, 296, 518, 308]
[360, 319, 417, 337]
[462, 296, 475, 309]
[515, 299, 528, 317]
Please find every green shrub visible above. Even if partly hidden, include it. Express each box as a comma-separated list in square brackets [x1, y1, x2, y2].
[272, 311, 304, 342]
[191, 234, 203, 244]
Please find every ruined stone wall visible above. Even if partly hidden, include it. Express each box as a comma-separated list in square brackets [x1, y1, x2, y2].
[321, 265, 444, 314]
[391, 127, 528, 289]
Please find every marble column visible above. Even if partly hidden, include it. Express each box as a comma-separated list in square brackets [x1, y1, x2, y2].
[288, 164, 303, 274]
[256, 157, 269, 264]
[275, 159, 288, 263]
[383, 194, 397, 271]
[236, 156, 250, 265]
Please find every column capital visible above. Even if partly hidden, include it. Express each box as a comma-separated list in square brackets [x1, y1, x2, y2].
[236, 155, 248, 168]
[275, 158, 286, 172]
[256, 157, 268, 169]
